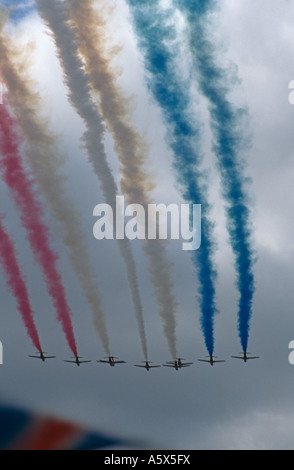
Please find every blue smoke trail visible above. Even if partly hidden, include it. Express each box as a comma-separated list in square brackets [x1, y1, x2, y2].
[126, 0, 217, 356]
[1, 0, 35, 22]
[176, 0, 256, 352]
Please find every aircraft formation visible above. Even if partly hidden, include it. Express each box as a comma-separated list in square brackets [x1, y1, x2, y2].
[0, 1, 258, 377]
[29, 353, 259, 369]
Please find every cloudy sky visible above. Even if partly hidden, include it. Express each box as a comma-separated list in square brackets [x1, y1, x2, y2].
[0, 0, 294, 450]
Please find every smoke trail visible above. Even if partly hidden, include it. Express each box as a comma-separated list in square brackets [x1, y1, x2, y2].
[0, 97, 78, 355]
[35, 0, 146, 359]
[0, 216, 42, 353]
[176, 0, 256, 353]
[0, 26, 110, 356]
[126, 0, 217, 356]
[35, 0, 178, 359]
[66, 0, 179, 360]
[66, 0, 154, 204]
[0, 97, 77, 358]
[0, 98, 77, 357]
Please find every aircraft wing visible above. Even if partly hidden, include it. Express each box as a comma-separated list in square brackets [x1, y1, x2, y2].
[114, 361, 126, 364]
[232, 354, 259, 360]
[72, 361, 91, 364]
[134, 364, 160, 369]
[166, 361, 193, 366]
[29, 355, 56, 359]
[64, 360, 91, 364]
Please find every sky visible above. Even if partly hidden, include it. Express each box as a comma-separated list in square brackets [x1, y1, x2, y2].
[0, 0, 294, 450]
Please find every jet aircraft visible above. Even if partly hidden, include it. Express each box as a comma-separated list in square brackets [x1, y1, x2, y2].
[163, 358, 193, 370]
[64, 356, 91, 366]
[29, 351, 56, 362]
[198, 355, 226, 366]
[134, 361, 161, 371]
[231, 352, 259, 363]
[97, 356, 126, 367]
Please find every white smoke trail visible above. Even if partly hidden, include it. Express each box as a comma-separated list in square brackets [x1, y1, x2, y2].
[66, 0, 179, 359]
[0, 27, 111, 356]
[35, 0, 150, 359]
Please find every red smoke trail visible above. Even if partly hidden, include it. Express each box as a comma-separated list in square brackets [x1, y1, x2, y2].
[0, 100, 78, 357]
[0, 216, 42, 353]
